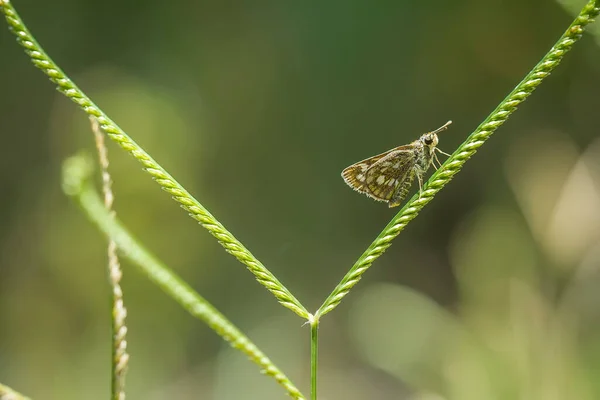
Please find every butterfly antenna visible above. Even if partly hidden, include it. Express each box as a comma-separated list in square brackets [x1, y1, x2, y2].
[431, 120, 452, 135]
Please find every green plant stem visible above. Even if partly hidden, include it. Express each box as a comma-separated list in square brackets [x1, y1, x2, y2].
[316, 0, 600, 319]
[0, 383, 31, 400]
[61, 154, 306, 400]
[0, 0, 308, 320]
[310, 317, 319, 400]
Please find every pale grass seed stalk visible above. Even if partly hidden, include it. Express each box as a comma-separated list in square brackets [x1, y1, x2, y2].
[0, 0, 308, 320]
[316, 0, 600, 318]
[0, 383, 31, 400]
[90, 117, 129, 400]
[62, 154, 306, 400]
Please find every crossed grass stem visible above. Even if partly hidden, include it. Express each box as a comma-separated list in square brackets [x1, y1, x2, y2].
[2, 0, 600, 399]
[3, 0, 599, 323]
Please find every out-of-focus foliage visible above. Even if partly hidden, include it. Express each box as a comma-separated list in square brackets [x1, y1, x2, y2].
[1, 0, 600, 399]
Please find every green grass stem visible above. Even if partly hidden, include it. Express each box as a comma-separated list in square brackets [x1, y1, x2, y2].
[0, 0, 308, 320]
[310, 317, 319, 400]
[316, 0, 600, 318]
[61, 154, 306, 400]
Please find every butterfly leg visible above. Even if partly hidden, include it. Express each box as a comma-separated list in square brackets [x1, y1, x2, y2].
[417, 173, 424, 199]
[432, 154, 441, 170]
[435, 147, 452, 157]
[433, 152, 443, 169]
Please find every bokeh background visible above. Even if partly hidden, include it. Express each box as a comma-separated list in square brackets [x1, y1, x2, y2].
[2, 0, 600, 399]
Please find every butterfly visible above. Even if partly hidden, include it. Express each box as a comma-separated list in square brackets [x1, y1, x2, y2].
[341, 120, 452, 207]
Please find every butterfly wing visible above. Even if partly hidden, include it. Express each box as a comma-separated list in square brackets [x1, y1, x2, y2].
[342, 145, 417, 203]
[363, 149, 416, 202]
[341, 149, 394, 196]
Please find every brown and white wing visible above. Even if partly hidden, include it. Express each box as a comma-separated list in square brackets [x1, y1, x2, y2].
[341, 149, 394, 195]
[362, 149, 416, 202]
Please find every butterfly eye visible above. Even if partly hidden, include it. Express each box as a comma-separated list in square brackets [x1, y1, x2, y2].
[424, 136, 434, 145]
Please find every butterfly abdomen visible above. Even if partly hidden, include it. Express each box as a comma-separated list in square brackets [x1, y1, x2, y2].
[388, 169, 416, 207]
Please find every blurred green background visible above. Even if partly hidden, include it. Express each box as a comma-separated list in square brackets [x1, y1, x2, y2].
[2, 0, 600, 399]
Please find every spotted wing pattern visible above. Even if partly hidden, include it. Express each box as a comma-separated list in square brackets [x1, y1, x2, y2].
[342, 146, 416, 204]
[341, 151, 390, 195]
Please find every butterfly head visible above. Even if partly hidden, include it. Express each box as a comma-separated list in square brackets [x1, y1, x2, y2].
[420, 132, 439, 149]
[420, 120, 452, 151]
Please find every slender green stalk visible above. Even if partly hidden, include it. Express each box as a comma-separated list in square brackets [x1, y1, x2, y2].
[0, 383, 31, 400]
[316, 0, 600, 319]
[0, 0, 308, 320]
[310, 317, 319, 400]
[558, 0, 600, 42]
[61, 154, 306, 400]
[90, 117, 128, 400]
